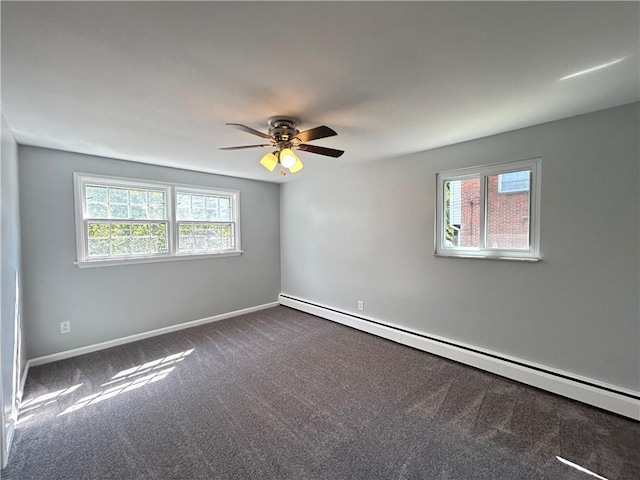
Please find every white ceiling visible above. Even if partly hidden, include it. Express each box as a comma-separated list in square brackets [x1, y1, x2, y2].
[2, 1, 638, 183]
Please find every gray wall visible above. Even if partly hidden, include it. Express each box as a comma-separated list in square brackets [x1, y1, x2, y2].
[1, 114, 23, 466]
[281, 103, 640, 392]
[19, 146, 280, 359]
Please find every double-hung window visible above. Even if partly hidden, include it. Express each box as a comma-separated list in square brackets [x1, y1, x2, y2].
[175, 189, 237, 254]
[74, 173, 241, 267]
[435, 158, 541, 260]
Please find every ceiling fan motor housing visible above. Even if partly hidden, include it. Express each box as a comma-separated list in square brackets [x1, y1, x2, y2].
[268, 116, 299, 142]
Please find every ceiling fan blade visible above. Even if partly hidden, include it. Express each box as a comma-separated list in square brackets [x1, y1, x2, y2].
[225, 123, 272, 139]
[295, 125, 337, 143]
[219, 144, 272, 150]
[297, 144, 344, 158]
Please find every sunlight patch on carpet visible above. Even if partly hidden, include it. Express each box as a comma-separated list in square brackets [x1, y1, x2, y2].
[57, 348, 195, 416]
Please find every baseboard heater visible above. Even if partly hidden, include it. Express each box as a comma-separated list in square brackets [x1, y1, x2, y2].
[279, 294, 640, 421]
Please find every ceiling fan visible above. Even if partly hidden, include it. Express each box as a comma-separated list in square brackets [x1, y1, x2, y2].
[219, 116, 344, 175]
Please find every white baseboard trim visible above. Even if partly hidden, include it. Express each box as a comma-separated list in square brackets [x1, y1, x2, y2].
[25, 301, 279, 370]
[279, 294, 640, 421]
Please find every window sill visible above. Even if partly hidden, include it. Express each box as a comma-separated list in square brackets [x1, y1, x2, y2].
[434, 253, 540, 262]
[75, 251, 243, 268]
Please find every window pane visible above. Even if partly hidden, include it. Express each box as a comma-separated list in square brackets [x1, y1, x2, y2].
[86, 185, 108, 219]
[88, 238, 110, 257]
[179, 236, 194, 251]
[109, 188, 128, 204]
[486, 173, 530, 249]
[206, 196, 218, 210]
[191, 208, 205, 221]
[149, 206, 165, 220]
[87, 203, 108, 218]
[219, 208, 232, 222]
[191, 195, 205, 208]
[111, 237, 131, 255]
[109, 204, 129, 219]
[88, 223, 110, 238]
[132, 224, 150, 236]
[179, 224, 193, 237]
[150, 223, 166, 237]
[130, 204, 149, 219]
[149, 223, 168, 253]
[205, 209, 218, 221]
[176, 194, 191, 220]
[129, 190, 148, 205]
[131, 237, 150, 255]
[193, 236, 207, 251]
[190, 195, 205, 221]
[498, 170, 530, 193]
[149, 237, 165, 254]
[111, 223, 132, 237]
[86, 186, 108, 203]
[444, 178, 480, 248]
[149, 191, 165, 205]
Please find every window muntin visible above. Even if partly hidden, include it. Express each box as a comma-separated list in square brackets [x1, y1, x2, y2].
[75, 174, 241, 265]
[436, 159, 540, 260]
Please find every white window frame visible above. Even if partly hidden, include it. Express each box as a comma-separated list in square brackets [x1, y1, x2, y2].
[74, 173, 242, 268]
[435, 157, 541, 261]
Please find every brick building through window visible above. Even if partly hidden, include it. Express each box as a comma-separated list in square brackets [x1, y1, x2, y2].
[448, 172, 529, 249]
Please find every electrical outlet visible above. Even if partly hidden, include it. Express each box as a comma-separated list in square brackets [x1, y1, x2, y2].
[357, 300, 364, 311]
[60, 321, 71, 334]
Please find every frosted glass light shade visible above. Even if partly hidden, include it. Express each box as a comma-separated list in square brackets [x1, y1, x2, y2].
[289, 157, 304, 173]
[279, 148, 298, 169]
[260, 152, 278, 171]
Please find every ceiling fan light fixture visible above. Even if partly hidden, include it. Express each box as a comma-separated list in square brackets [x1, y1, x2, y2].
[289, 156, 304, 173]
[260, 152, 278, 171]
[279, 148, 298, 169]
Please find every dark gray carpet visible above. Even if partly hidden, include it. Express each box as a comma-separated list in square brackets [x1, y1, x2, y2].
[3, 306, 639, 479]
